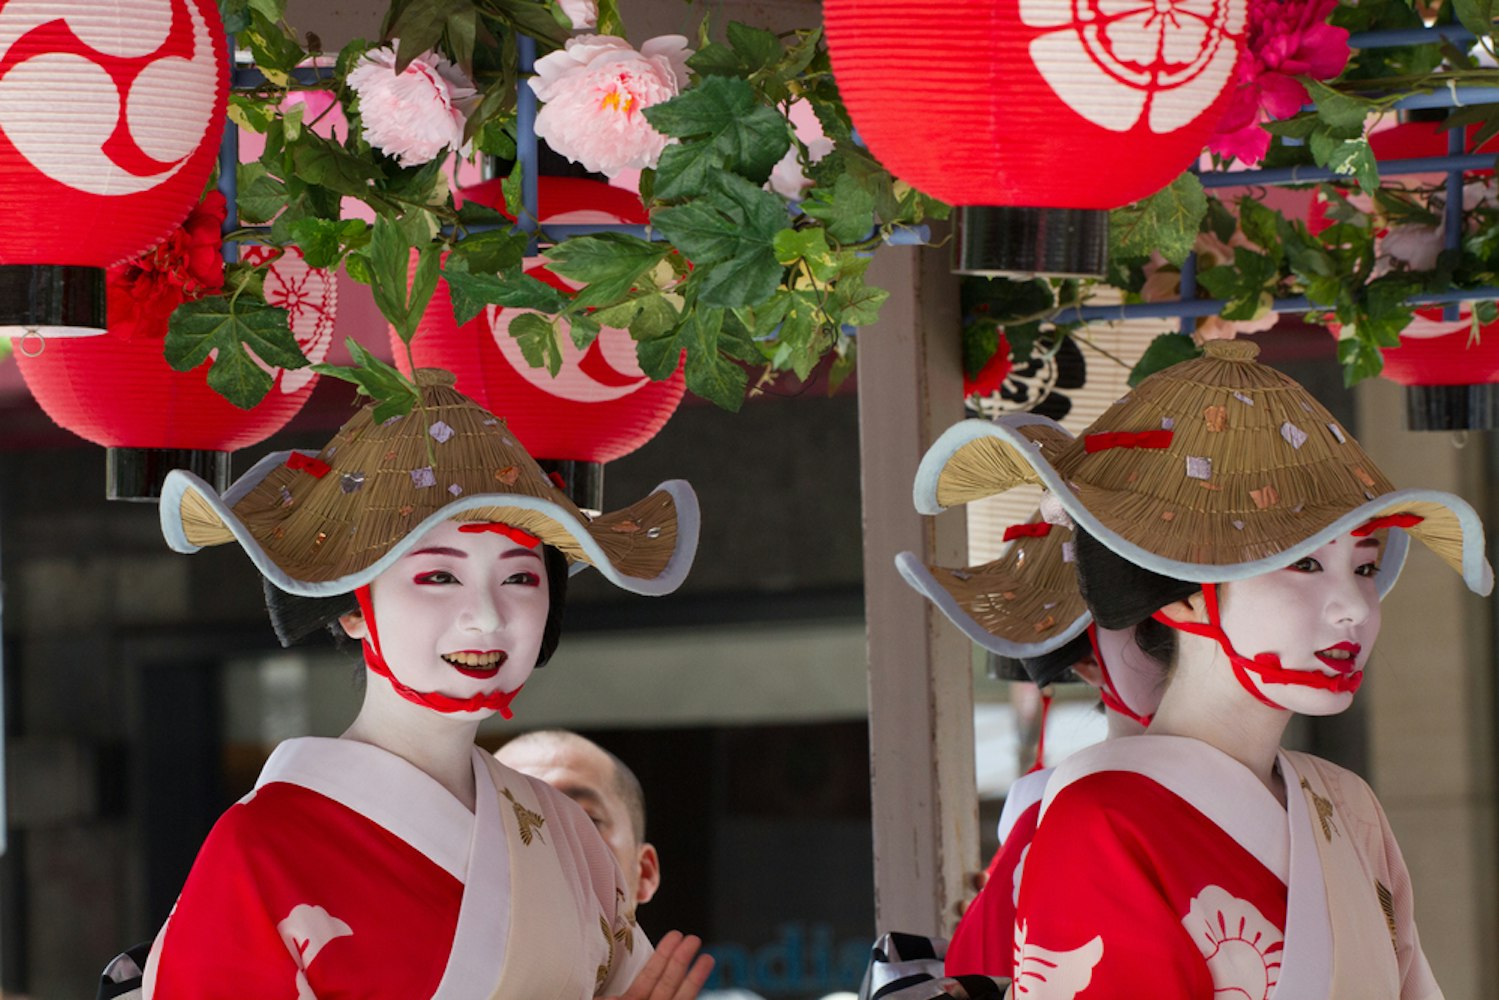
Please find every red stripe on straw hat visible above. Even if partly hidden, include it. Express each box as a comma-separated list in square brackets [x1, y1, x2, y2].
[285, 452, 331, 478]
[457, 522, 541, 548]
[1003, 522, 1053, 541]
[1083, 429, 1174, 453]
[1352, 513, 1424, 537]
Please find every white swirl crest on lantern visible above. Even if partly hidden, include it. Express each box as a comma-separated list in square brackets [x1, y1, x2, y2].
[485, 267, 651, 404]
[0, 0, 218, 195]
[1180, 885, 1283, 1000]
[241, 246, 338, 393]
[1020, 0, 1244, 133]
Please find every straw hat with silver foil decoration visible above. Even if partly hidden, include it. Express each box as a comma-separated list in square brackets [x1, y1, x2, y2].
[896, 416, 1089, 664]
[915, 340, 1491, 598]
[160, 369, 699, 597]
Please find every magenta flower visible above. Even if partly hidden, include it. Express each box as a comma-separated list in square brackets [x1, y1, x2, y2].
[1208, 0, 1351, 165]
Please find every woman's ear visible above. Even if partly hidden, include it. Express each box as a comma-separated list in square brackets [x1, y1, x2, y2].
[337, 611, 368, 641]
[1159, 589, 1209, 625]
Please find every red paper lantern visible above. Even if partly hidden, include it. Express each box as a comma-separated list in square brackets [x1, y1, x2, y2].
[0, 0, 226, 338]
[397, 178, 686, 512]
[1306, 121, 1499, 429]
[17, 245, 337, 499]
[823, 0, 1246, 277]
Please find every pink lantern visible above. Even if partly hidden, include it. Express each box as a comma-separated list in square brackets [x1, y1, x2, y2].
[397, 178, 686, 512]
[823, 0, 1247, 276]
[0, 0, 227, 338]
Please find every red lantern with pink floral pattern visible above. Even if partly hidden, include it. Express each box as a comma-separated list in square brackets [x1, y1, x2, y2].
[396, 178, 686, 512]
[0, 0, 227, 338]
[823, 0, 1247, 277]
[17, 243, 337, 500]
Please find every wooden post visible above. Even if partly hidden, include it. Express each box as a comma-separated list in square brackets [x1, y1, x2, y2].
[858, 234, 977, 935]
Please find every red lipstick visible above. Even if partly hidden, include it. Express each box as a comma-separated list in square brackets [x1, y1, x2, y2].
[1314, 641, 1361, 674]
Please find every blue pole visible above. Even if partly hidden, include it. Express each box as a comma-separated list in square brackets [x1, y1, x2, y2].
[219, 33, 239, 264]
[1200, 153, 1497, 189]
[1059, 287, 1499, 324]
[517, 35, 539, 254]
[1178, 251, 1198, 335]
[1444, 124, 1465, 322]
[1348, 26, 1477, 48]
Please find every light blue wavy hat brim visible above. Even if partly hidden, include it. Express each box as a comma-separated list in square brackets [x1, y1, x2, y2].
[911, 415, 1497, 599]
[160, 450, 700, 599]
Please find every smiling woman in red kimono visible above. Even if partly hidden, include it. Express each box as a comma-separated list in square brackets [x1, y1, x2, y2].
[131, 370, 713, 999]
[907, 341, 1492, 999]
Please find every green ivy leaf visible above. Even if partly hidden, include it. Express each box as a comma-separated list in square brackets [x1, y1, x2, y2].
[800, 174, 877, 245]
[1109, 173, 1207, 267]
[290, 133, 382, 198]
[312, 338, 422, 424]
[1337, 334, 1386, 386]
[628, 294, 681, 340]
[680, 308, 747, 411]
[830, 276, 888, 328]
[963, 317, 1001, 379]
[361, 216, 439, 342]
[164, 296, 302, 408]
[1128, 332, 1201, 387]
[636, 329, 684, 381]
[236, 162, 287, 224]
[1321, 137, 1379, 194]
[1305, 80, 1376, 136]
[442, 264, 570, 325]
[508, 312, 563, 376]
[1451, 0, 1495, 45]
[725, 22, 781, 74]
[448, 227, 531, 276]
[287, 217, 365, 269]
[543, 233, 670, 310]
[643, 76, 791, 191]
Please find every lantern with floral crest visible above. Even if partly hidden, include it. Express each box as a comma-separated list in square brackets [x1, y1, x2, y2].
[822, 0, 1247, 277]
[17, 205, 338, 500]
[396, 177, 686, 513]
[0, 0, 226, 339]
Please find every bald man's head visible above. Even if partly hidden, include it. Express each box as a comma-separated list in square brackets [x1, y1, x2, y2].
[496, 731, 659, 906]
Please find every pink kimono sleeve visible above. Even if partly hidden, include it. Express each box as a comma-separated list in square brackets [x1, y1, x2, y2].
[1012, 774, 1216, 999]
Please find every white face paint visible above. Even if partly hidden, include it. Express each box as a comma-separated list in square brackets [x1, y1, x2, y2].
[1217, 533, 1383, 716]
[363, 520, 549, 700]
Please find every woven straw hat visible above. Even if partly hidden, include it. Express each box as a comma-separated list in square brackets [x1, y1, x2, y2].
[160, 370, 698, 597]
[897, 419, 1090, 660]
[915, 341, 1491, 597]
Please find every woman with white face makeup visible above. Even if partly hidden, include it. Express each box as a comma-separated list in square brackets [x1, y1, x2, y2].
[910, 342, 1491, 1000]
[130, 371, 712, 1000]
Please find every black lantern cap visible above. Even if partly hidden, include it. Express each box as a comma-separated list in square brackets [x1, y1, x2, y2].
[107, 448, 231, 503]
[538, 458, 604, 516]
[1405, 384, 1499, 431]
[954, 206, 1108, 279]
[0, 264, 106, 334]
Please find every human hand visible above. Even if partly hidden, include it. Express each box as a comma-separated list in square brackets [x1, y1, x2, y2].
[604, 930, 715, 1000]
[952, 867, 990, 918]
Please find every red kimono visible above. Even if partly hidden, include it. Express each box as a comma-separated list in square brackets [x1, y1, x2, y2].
[1009, 736, 1441, 1000]
[945, 766, 1053, 980]
[144, 738, 649, 999]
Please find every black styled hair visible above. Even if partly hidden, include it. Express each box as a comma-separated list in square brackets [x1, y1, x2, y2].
[262, 543, 571, 669]
[990, 631, 1092, 687]
[1073, 528, 1200, 631]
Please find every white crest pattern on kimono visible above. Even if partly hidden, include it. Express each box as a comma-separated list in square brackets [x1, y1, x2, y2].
[1011, 844, 1031, 908]
[1011, 921, 1104, 998]
[1181, 885, 1283, 1000]
[278, 904, 353, 999]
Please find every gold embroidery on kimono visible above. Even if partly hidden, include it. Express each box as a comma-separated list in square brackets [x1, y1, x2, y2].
[501, 787, 547, 846]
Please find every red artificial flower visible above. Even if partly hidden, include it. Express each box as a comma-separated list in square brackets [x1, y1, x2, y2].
[107, 190, 228, 340]
[964, 331, 1013, 399]
[1208, 0, 1351, 165]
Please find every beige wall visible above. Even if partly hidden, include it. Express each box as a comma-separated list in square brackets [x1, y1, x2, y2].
[1355, 376, 1499, 1000]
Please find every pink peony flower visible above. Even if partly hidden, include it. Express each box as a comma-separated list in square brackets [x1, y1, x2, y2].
[529, 35, 692, 177]
[558, 0, 597, 29]
[1208, 0, 1351, 165]
[768, 100, 833, 199]
[347, 44, 477, 167]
